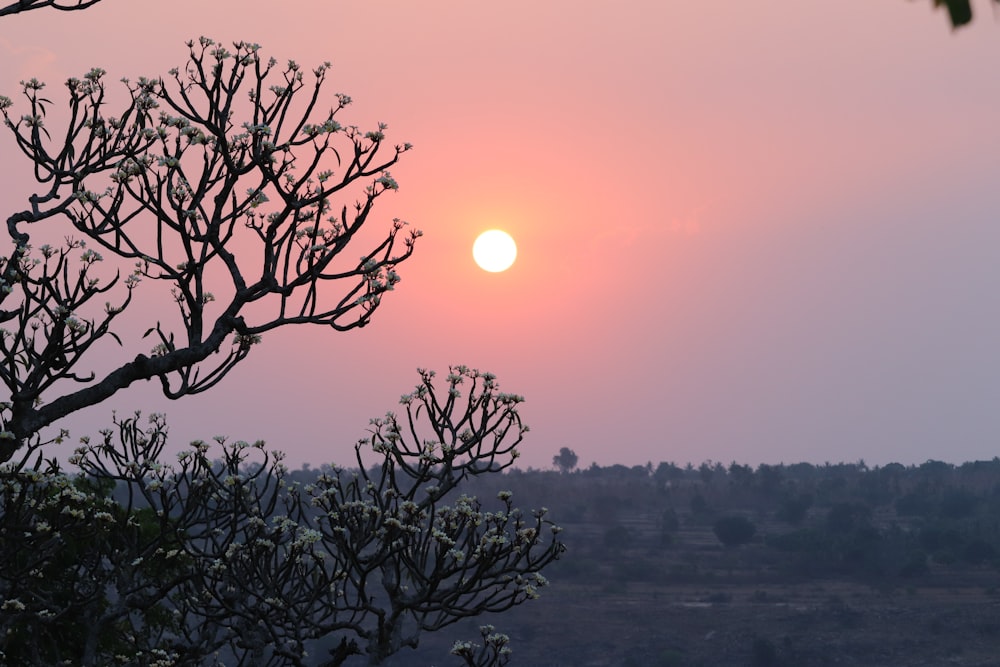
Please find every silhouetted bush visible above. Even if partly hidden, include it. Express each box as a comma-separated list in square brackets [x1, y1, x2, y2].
[658, 648, 685, 667]
[690, 492, 710, 515]
[713, 515, 757, 547]
[826, 502, 871, 533]
[963, 539, 996, 564]
[660, 507, 680, 532]
[899, 550, 930, 578]
[776, 493, 813, 524]
[940, 488, 979, 519]
[750, 636, 779, 666]
[896, 489, 936, 517]
[920, 524, 965, 552]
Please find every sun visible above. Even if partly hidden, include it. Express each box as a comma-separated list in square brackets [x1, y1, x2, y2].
[472, 229, 517, 272]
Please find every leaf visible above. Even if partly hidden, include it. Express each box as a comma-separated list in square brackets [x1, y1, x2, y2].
[935, 0, 973, 27]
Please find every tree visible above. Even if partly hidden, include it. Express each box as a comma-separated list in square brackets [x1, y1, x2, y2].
[776, 491, 813, 525]
[652, 461, 684, 488]
[0, 35, 563, 666]
[0, 367, 565, 666]
[712, 515, 756, 548]
[552, 447, 578, 474]
[826, 502, 872, 533]
[0, 38, 418, 462]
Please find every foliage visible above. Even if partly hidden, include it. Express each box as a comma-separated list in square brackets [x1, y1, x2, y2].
[713, 515, 756, 548]
[0, 447, 184, 665]
[0, 368, 564, 666]
[825, 502, 872, 534]
[552, 447, 578, 474]
[775, 492, 812, 525]
[749, 636, 779, 667]
[0, 38, 417, 461]
[449, 625, 513, 667]
[928, 0, 1000, 27]
[0, 22, 563, 666]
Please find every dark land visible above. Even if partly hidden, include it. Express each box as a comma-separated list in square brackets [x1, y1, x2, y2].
[373, 458, 1000, 666]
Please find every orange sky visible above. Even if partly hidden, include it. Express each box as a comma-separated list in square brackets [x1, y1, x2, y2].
[3, 1, 1000, 469]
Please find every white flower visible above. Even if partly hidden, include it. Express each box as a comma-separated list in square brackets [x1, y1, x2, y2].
[375, 172, 398, 190]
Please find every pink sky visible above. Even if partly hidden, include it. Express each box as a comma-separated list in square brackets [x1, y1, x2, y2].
[3, 1, 1000, 469]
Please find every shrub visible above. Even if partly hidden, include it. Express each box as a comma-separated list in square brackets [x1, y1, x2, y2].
[713, 515, 756, 547]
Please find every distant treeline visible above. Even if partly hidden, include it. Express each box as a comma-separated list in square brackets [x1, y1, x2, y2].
[281, 456, 1000, 590]
[355, 455, 1000, 665]
[192, 457, 1000, 606]
[84, 455, 1000, 665]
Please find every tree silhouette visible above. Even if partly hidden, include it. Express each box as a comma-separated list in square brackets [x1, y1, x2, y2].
[0, 38, 417, 461]
[0, 34, 563, 667]
[0, 367, 564, 665]
[713, 515, 756, 548]
[552, 447, 578, 474]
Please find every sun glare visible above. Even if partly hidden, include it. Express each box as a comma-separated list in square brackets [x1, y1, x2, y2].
[473, 230, 517, 273]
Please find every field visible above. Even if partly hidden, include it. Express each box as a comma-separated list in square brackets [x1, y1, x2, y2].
[479, 578, 1000, 666]
[385, 498, 1000, 666]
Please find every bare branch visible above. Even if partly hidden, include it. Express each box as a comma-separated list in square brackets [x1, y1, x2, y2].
[0, 0, 105, 18]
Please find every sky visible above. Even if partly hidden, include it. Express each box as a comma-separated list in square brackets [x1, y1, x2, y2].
[2, 0, 1000, 470]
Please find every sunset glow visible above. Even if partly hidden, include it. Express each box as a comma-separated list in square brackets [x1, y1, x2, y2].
[1, 2, 998, 472]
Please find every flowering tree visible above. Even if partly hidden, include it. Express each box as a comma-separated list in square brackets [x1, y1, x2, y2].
[0, 38, 418, 462]
[0, 367, 564, 665]
[0, 29, 563, 667]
